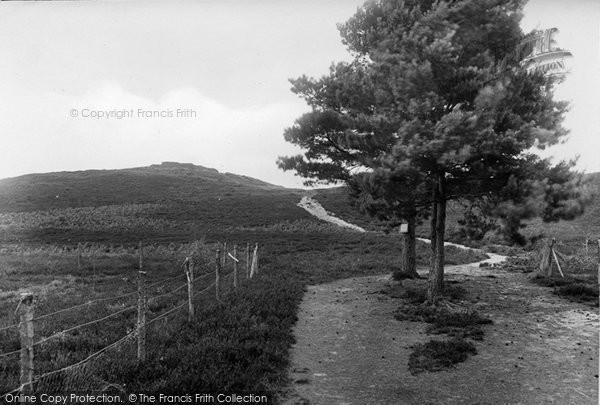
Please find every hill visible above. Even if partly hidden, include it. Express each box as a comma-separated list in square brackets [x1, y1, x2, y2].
[0, 162, 287, 213]
[1, 163, 597, 250]
[0, 162, 313, 245]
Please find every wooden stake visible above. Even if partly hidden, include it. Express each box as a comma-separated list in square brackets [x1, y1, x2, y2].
[215, 246, 221, 301]
[233, 245, 238, 289]
[18, 292, 34, 394]
[245, 243, 250, 279]
[92, 244, 97, 293]
[138, 241, 143, 272]
[77, 243, 82, 271]
[551, 247, 564, 278]
[250, 244, 259, 278]
[137, 270, 147, 362]
[185, 258, 194, 321]
[222, 242, 227, 269]
[584, 237, 589, 256]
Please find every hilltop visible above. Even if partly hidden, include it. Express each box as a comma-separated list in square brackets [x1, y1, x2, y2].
[0, 162, 290, 213]
[0, 162, 312, 245]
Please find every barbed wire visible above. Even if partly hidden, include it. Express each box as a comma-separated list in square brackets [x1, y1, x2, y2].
[0, 251, 251, 397]
[0, 346, 21, 361]
[0, 328, 139, 400]
[147, 282, 188, 302]
[145, 273, 187, 289]
[33, 304, 137, 349]
[0, 386, 20, 401]
[32, 290, 138, 322]
[0, 322, 19, 333]
[31, 271, 198, 323]
[193, 280, 217, 298]
[145, 280, 218, 325]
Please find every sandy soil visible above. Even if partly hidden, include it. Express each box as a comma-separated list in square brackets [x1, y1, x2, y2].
[283, 261, 599, 405]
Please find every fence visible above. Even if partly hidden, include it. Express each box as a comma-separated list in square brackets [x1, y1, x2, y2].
[0, 240, 260, 399]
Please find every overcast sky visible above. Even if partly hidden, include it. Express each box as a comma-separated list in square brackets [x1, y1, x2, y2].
[0, 0, 597, 188]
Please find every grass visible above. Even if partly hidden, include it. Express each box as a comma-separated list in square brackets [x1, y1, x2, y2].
[92, 271, 303, 396]
[408, 338, 477, 375]
[530, 275, 599, 307]
[0, 226, 487, 400]
[556, 283, 599, 304]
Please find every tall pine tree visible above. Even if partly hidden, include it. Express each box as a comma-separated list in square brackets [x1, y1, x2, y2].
[278, 0, 586, 303]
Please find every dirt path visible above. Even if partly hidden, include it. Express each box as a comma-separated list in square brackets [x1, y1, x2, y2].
[297, 196, 366, 233]
[284, 261, 599, 405]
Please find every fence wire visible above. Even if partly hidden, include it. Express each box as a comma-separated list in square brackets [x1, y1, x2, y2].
[0, 242, 256, 398]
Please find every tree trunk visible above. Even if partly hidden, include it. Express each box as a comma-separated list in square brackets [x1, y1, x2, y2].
[427, 174, 446, 304]
[429, 189, 438, 273]
[395, 212, 418, 279]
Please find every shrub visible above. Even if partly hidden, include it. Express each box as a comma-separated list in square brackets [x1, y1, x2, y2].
[408, 338, 477, 374]
[426, 310, 492, 341]
[556, 283, 599, 306]
[531, 275, 599, 306]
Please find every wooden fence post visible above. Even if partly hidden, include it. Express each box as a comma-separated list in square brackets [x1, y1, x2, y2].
[18, 292, 34, 394]
[233, 245, 238, 289]
[222, 242, 227, 270]
[551, 244, 564, 278]
[139, 241, 143, 271]
[250, 243, 259, 278]
[20, 242, 25, 269]
[91, 244, 97, 293]
[539, 238, 553, 276]
[584, 237, 589, 256]
[245, 244, 250, 279]
[137, 269, 147, 362]
[215, 246, 221, 301]
[77, 242, 82, 271]
[185, 258, 194, 321]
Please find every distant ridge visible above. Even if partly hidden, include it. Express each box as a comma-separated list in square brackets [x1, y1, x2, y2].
[0, 162, 294, 213]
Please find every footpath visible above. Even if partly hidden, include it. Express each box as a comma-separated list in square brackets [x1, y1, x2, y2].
[285, 197, 599, 404]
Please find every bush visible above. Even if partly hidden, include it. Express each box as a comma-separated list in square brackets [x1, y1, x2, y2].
[408, 338, 477, 374]
[430, 310, 492, 328]
[426, 310, 492, 341]
[394, 303, 438, 322]
[531, 275, 599, 306]
[556, 283, 599, 306]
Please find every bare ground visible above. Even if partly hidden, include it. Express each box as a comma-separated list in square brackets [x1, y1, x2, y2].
[283, 262, 599, 405]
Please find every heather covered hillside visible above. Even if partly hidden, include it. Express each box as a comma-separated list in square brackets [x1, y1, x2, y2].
[313, 172, 600, 248]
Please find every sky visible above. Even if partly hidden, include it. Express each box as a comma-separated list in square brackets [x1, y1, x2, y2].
[0, 0, 598, 188]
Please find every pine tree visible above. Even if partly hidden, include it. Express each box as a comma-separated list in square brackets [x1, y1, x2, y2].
[278, 0, 587, 302]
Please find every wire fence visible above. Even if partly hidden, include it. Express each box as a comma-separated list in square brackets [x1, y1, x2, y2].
[0, 240, 260, 399]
